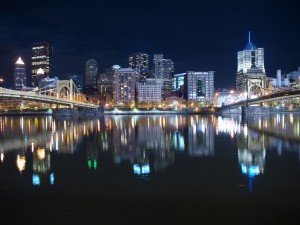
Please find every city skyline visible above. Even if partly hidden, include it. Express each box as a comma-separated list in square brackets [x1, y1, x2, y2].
[0, 0, 300, 89]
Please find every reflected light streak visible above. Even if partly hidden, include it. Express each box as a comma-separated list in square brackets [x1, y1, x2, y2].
[16, 155, 26, 172]
[216, 117, 241, 136]
[244, 125, 248, 137]
[52, 121, 56, 133]
[37, 147, 46, 160]
[50, 173, 54, 185]
[56, 133, 58, 150]
[290, 114, 294, 124]
[32, 174, 40, 186]
[50, 134, 54, 151]
[0, 152, 4, 162]
[20, 117, 24, 134]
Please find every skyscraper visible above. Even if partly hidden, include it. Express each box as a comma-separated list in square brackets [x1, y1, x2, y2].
[31, 41, 53, 87]
[85, 59, 98, 90]
[113, 67, 137, 104]
[236, 32, 265, 93]
[129, 52, 149, 82]
[98, 68, 114, 100]
[153, 54, 174, 99]
[162, 58, 174, 94]
[14, 57, 27, 90]
[184, 71, 214, 104]
[153, 54, 164, 80]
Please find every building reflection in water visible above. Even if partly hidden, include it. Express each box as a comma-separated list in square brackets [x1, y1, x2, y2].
[32, 147, 54, 186]
[217, 115, 266, 192]
[187, 116, 214, 157]
[1, 114, 300, 187]
[237, 123, 265, 192]
[0, 115, 242, 182]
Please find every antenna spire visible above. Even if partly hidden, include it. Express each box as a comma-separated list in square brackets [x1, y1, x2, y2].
[249, 31, 251, 43]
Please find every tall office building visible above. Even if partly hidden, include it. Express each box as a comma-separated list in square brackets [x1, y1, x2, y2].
[14, 57, 27, 90]
[31, 42, 53, 87]
[113, 67, 137, 104]
[162, 58, 174, 94]
[153, 54, 164, 79]
[184, 71, 214, 103]
[236, 32, 265, 92]
[98, 68, 114, 99]
[153, 54, 174, 99]
[129, 52, 149, 82]
[173, 73, 186, 97]
[85, 59, 98, 89]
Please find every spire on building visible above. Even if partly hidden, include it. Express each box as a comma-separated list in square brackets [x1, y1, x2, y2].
[244, 31, 257, 50]
[249, 31, 251, 43]
[15, 57, 25, 65]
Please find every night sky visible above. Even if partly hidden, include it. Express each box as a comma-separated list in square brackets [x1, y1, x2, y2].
[1, 0, 300, 89]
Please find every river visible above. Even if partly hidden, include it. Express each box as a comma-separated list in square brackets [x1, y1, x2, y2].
[0, 114, 300, 224]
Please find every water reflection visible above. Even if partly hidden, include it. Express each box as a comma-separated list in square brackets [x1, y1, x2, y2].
[0, 114, 300, 189]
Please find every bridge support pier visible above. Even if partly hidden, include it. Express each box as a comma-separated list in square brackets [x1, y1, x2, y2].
[53, 108, 78, 117]
[241, 106, 247, 125]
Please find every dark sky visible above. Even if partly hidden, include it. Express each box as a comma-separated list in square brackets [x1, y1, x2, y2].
[1, 0, 300, 89]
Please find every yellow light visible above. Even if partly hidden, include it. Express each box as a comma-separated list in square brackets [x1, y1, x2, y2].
[16, 155, 26, 172]
[37, 147, 46, 160]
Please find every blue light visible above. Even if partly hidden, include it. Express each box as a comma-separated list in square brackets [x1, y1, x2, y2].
[133, 164, 150, 175]
[249, 31, 251, 43]
[50, 173, 55, 185]
[133, 164, 141, 175]
[241, 163, 247, 174]
[32, 174, 40, 186]
[248, 165, 260, 177]
[141, 165, 150, 174]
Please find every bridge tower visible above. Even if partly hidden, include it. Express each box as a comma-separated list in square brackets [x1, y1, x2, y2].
[246, 74, 266, 99]
[56, 79, 84, 103]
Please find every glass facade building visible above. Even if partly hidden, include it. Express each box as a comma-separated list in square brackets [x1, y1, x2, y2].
[14, 57, 27, 90]
[236, 32, 265, 92]
[31, 42, 53, 87]
[185, 71, 214, 103]
[85, 59, 98, 89]
[129, 52, 149, 82]
[113, 68, 137, 104]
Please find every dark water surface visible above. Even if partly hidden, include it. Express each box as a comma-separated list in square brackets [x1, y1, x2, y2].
[1, 114, 300, 224]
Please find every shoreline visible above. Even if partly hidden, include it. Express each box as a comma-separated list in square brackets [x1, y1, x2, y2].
[1, 106, 300, 116]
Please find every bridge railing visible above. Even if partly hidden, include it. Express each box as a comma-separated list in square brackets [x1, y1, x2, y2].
[0, 87, 98, 108]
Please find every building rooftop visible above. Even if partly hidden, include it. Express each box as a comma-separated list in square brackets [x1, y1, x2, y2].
[15, 57, 24, 65]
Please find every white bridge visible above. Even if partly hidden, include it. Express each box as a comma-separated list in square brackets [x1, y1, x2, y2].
[0, 80, 98, 109]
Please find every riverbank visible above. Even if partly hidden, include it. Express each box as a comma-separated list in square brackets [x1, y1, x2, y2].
[1, 106, 300, 117]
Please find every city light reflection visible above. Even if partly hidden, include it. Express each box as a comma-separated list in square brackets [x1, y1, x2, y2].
[0, 114, 300, 189]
